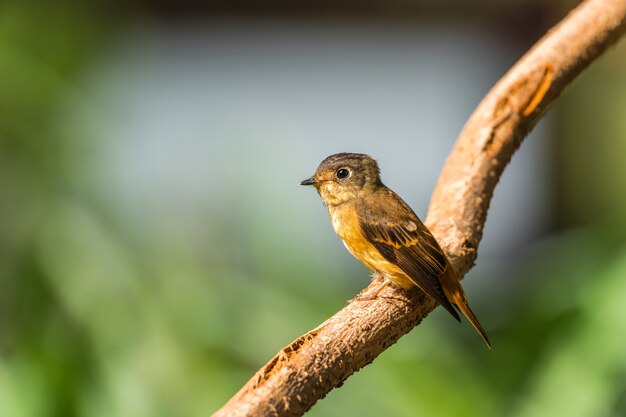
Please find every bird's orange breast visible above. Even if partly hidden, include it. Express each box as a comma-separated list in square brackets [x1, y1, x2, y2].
[327, 203, 414, 288]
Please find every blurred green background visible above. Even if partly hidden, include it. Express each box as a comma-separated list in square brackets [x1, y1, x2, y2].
[1, 1, 626, 416]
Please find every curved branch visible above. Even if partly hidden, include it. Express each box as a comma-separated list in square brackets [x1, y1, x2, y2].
[214, 1, 626, 416]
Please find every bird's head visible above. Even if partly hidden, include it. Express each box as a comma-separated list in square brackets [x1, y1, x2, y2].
[300, 152, 382, 206]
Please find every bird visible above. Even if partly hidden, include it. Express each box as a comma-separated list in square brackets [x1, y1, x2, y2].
[301, 152, 491, 348]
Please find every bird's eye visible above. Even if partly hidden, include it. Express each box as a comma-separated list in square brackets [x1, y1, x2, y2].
[336, 168, 350, 180]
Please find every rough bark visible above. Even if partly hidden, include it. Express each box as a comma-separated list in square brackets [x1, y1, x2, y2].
[214, 1, 626, 416]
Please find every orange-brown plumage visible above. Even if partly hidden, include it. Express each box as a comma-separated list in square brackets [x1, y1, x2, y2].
[301, 152, 491, 348]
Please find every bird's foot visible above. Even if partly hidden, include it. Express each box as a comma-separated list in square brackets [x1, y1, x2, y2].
[355, 276, 390, 300]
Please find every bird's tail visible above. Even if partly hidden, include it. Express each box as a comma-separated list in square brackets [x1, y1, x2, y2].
[452, 293, 491, 349]
[440, 265, 491, 349]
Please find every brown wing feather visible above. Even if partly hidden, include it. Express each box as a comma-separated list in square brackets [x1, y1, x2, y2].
[360, 210, 460, 322]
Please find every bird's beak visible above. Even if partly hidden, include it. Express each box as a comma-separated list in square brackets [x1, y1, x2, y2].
[300, 177, 318, 186]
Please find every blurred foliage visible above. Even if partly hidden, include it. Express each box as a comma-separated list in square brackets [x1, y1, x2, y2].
[1, 2, 626, 417]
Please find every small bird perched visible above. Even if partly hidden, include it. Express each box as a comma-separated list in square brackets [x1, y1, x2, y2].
[301, 152, 491, 348]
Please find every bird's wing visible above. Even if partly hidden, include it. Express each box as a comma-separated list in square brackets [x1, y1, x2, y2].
[359, 205, 460, 321]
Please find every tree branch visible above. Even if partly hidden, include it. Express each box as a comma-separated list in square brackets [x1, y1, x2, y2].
[214, 1, 626, 416]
